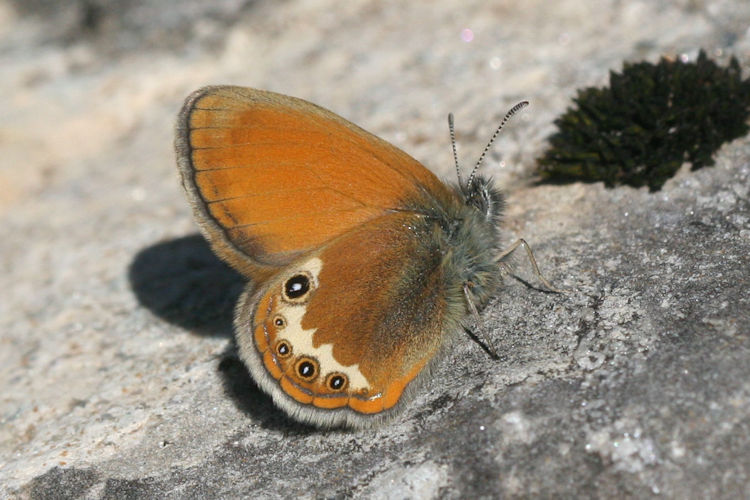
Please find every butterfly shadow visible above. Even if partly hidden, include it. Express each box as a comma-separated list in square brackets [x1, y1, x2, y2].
[128, 234, 319, 433]
[128, 234, 244, 337]
[217, 345, 320, 434]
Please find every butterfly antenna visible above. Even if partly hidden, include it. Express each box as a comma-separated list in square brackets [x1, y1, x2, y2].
[448, 113, 463, 187]
[466, 100, 529, 189]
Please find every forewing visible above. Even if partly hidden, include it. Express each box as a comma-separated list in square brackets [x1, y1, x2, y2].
[175, 86, 452, 279]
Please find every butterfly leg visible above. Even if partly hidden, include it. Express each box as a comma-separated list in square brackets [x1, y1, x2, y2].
[496, 238, 564, 293]
[463, 283, 499, 359]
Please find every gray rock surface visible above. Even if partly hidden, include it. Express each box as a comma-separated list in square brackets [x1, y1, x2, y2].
[1, 0, 749, 498]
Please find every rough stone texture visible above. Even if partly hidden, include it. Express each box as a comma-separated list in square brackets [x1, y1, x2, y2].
[1, 0, 749, 498]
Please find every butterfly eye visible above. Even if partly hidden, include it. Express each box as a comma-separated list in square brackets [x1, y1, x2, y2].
[326, 373, 348, 392]
[294, 357, 319, 380]
[282, 272, 313, 303]
[273, 315, 286, 328]
[275, 340, 292, 358]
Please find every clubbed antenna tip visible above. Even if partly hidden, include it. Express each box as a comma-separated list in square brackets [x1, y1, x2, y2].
[465, 100, 529, 189]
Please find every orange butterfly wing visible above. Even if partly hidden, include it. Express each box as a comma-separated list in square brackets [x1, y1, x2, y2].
[234, 210, 451, 427]
[175, 86, 453, 279]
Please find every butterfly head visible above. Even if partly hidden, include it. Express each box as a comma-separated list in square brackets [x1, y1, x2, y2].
[442, 102, 529, 313]
[447, 100, 527, 222]
[460, 175, 505, 223]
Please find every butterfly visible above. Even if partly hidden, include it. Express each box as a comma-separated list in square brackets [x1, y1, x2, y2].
[174, 86, 559, 428]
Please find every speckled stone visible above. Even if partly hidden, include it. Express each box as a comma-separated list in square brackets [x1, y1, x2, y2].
[1, 0, 749, 498]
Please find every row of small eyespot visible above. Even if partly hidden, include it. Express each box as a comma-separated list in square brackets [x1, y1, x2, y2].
[274, 339, 348, 391]
[276, 273, 349, 391]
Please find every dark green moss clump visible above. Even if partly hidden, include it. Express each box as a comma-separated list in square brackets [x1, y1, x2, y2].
[538, 50, 750, 191]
